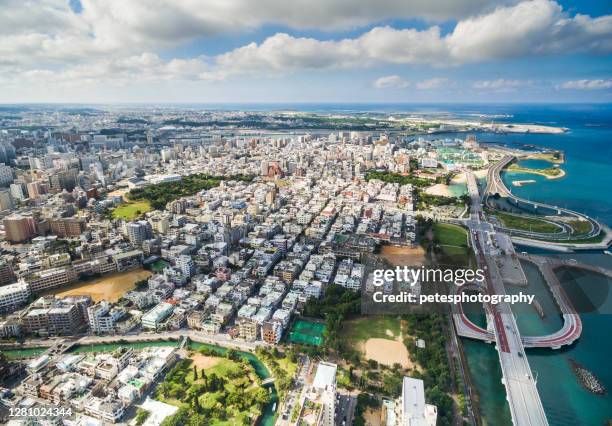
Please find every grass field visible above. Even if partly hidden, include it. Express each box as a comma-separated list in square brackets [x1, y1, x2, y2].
[112, 201, 151, 220]
[341, 316, 415, 367]
[433, 223, 469, 247]
[287, 319, 325, 346]
[568, 219, 593, 235]
[433, 223, 467, 247]
[342, 316, 402, 347]
[492, 211, 560, 233]
[432, 223, 476, 267]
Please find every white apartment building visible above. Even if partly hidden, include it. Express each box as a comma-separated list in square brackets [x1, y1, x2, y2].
[176, 255, 195, 278]
[88, 301, 121, 334]
[141, 302, 174, 330]
[0, 281, 30, 312]
[312, 362, 337, 426]
[401, 377, 437, 426]
[26, 267, 77, 293]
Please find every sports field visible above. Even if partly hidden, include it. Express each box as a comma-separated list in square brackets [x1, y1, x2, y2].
[112, 201, 151, 220]
[287, 319, 325, 346]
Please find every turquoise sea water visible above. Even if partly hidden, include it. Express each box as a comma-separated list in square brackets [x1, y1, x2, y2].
[516, 159, 556, 169]
[432, 104, 612, 426]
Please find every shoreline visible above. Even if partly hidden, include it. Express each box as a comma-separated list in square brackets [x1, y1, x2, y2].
[507, 165, 566, 180]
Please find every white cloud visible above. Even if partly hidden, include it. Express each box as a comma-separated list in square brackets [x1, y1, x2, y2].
[559, 79, 612, 90]
[416, 78, 450, 89]
[1, 0, 611, 88]
[203, 0, 612, 79]
[373, 75, 409, 89]
[472, 79, 531, 91]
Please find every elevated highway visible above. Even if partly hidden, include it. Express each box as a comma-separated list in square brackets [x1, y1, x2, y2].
[470, 228, 549, 426]
[485, 156, 602, 241]
[454, 170, 549, 425]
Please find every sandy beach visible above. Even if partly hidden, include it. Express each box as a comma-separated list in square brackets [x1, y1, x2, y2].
[424, 183, 454, 197]
[452, 169, 488, 184]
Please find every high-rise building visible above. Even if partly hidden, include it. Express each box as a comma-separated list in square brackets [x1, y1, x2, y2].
[312, 362, 337, 426]
[22, 303, 83, 335]
[0, 189, 14, 211]
[49, 217, 87, 238]
[0, 259, 16, 285]
[87, 301, 122, 334]
[25, 267, 78, 293]
[0, 281, 30, 313]
[3, 214, 37, 242]
[26, 181, 48, 199]
[9, 182, 26, 200]
[126, 221, 152, 245]
[0, 165, 14, 187]
[49, 169, 78, 192]
[176, 255, 195, 278]
[400, 377, 437, 426]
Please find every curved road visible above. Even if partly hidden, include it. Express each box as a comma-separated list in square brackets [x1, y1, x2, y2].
[485, 155, 601, 240]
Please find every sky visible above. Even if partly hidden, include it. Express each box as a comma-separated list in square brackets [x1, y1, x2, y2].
[1, 0, 611, 103]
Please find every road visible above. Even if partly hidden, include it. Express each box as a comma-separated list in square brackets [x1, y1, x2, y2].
[0, 330, 265, 354]
[485, 156, 601, 240]
[335, 393, 356, 426]
[464, 170, 549, 426]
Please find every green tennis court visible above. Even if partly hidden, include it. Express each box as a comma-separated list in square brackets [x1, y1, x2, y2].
[287, 319, 326, 346]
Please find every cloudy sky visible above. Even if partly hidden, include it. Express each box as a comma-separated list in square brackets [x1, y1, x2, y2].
[1, 0, 611, 103]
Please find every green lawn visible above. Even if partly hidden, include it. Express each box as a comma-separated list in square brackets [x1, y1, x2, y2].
[568, 219, 593, 235]
[508, 164, 563, 177]
[432, 223, 476, 266]
[112, 201, 152, 220]
[341, 316, 402, 349]
[433, 223, 469, 247]
[492, 211, 560, 233]
[537, 231, 606, 244]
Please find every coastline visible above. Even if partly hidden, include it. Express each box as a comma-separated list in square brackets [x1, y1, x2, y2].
[452, 169, 488, 184]
[424, 183, 455, 197]
[507, 165, 566, 180]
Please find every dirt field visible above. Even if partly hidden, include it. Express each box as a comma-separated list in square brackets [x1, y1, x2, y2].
[380, 245, 426, 267]
[53, 269, 152, 302]
[364, 338, 414, 369]
[363, 407, 382, 426]
[189, 353, 222, 370]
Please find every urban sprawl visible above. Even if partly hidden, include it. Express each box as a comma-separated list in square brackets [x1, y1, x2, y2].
[0, 107, 559, 426]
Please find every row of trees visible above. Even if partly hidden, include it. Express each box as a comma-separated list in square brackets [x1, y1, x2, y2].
[302, 284, 361, 353]
[128, 173, 254, 209]
[403, 314, 454, 426]
[364, 170, 431, 188]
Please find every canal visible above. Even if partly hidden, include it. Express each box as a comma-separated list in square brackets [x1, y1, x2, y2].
[1, 339, 278, 426]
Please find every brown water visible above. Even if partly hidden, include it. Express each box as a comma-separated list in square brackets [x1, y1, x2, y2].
[52, 269, 152, 302]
